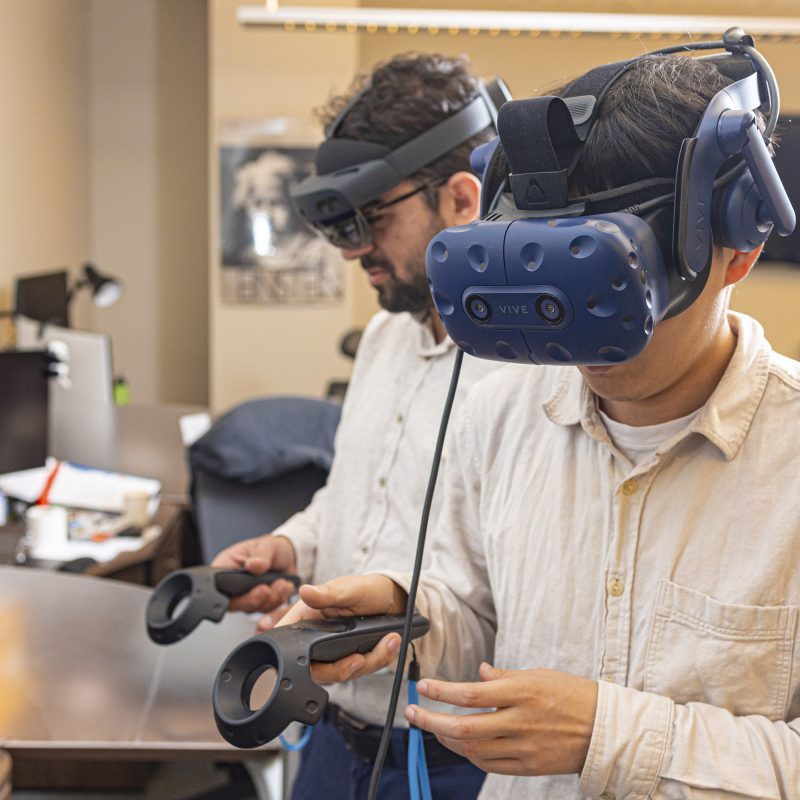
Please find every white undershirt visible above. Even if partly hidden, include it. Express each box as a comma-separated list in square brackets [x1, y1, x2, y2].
[598, 407, 701, 465]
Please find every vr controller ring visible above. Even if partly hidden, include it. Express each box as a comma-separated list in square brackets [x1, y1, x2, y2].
[213, 614, 430, 749]
[146, 568, 227, 645]
[146, 567, 301, 646]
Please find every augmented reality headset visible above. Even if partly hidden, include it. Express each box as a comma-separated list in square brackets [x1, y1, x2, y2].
[290, 78, 511, 250]
[426, 28, 795, 366]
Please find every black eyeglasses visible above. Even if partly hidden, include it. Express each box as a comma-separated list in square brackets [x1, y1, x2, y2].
[362, 178, 447, 225]
[312, 178, 447, 250]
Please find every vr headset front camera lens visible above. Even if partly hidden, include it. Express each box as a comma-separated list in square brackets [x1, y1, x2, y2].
[318, 210, 372, 250]
[466, 294, 492, 323]
[535, 295, 564, 325]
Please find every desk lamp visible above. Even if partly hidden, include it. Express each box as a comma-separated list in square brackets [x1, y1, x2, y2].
[68, 263, 123, 311]
[1, 264, 123, 328]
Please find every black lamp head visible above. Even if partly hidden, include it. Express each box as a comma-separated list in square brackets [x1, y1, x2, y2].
[80, 263, 123, 309]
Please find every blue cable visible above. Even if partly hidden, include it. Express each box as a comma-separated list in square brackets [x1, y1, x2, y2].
[280, 724, 313, 751]
[408, 658, 432, 800]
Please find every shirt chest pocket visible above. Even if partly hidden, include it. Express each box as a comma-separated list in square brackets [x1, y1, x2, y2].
[644, 580, 798, 720]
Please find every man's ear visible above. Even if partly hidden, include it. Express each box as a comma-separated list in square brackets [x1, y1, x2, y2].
[439, 171, 481, 226]
[723, 244, 763, 288]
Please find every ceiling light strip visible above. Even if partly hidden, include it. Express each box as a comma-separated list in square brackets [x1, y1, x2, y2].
[237, 6, 800, 38]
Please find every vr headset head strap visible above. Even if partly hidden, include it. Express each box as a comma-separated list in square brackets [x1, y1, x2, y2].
[292, 77, 508, 234]
[485, 59, 638, 214]
[497, 97, 581, 210]
[383, 94, 495, 179]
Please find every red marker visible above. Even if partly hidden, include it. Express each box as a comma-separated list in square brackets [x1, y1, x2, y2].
[36, 461, 62, 506]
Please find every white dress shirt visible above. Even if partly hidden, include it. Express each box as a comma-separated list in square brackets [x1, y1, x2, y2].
[276, 308, 503, 726]
[384, 312, 800, 799]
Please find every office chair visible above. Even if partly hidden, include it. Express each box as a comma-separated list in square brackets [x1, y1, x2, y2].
[188, 396, 341, 562]
[325, 326, 363, 402]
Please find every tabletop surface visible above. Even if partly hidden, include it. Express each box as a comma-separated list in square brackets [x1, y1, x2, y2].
[0, 566, 277, 754]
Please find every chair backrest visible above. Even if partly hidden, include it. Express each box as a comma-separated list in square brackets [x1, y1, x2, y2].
[193, 467, 329, 560]
[188, 396, 341, 562]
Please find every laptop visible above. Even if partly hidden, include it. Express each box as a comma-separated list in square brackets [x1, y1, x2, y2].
[15, 316, 116, 466]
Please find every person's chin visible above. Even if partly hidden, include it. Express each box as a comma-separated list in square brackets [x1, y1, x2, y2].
[581, 365, 617, 375]
[578, 363, 628, 392]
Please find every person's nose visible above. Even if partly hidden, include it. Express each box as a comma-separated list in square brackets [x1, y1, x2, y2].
[341, 241, 374, 261]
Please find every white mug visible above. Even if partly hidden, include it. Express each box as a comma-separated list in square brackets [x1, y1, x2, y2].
[123, 490, 151, 527]
[25, 505, 69, 549]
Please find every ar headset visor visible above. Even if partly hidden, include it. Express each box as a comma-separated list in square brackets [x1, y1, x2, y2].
[426, 28, 795, 366]
[290, 81, 507, 250]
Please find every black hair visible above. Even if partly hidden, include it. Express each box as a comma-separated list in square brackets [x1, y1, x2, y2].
[317, 53, 495, 210]
[569, 55, 773, 254]
[571, 56, 733, 195]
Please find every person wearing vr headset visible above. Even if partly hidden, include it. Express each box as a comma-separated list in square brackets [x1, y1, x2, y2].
[277, 34, 800, 799]
[212, 53, 509, 799]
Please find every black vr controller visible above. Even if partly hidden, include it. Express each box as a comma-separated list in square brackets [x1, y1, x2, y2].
[213, 614, 430, 748]
[146, 566, 301, 645]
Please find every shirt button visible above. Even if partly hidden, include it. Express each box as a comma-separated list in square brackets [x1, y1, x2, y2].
[608, 578, 624, 597]
[378, 477, 387, 488]
[621, 479, 638, 496]
[601, 674, 614, 682]
[361, 545, 369, 556]
[396, 413, 404, 423]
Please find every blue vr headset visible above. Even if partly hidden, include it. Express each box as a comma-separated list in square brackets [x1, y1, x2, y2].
[426, 28, 795, 366]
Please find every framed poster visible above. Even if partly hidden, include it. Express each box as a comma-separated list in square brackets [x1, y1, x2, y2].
[219, 118, 344, 305]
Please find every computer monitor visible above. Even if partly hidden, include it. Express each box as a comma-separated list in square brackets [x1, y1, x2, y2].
[14, 270, 70, 327]
[15, 316, 115, 466]
[0, 350, 50, 473]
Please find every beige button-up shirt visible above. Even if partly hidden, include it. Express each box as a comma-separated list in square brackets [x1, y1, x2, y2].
[276, 308, 502, 726]
[385, 312, 800, 799]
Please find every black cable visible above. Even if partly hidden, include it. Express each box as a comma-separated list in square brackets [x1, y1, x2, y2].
[367, 347, 465, 800]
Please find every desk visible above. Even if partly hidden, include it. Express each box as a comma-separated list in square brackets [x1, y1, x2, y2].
[0, 402, 206, 583]
[0, 567, 283, 797]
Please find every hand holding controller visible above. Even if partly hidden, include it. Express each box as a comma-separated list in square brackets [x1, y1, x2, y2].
[212, 534, 298, 613]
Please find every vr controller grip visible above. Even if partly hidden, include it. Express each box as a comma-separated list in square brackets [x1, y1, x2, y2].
[215, 570, 301, 598]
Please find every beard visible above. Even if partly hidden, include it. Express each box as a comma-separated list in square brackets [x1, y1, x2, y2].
[361, 253, 433, 314]
[362, 214, 444, 314]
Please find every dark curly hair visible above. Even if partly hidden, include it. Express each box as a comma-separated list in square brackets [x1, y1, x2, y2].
[316, 53, 495, 209]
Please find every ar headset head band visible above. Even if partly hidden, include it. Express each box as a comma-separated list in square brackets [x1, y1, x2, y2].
[290, 77, 511, 250]
[426, 27, 795, 366]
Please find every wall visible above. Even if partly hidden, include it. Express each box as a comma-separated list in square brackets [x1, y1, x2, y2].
[209, 0, 375, 412]
[0, 1, 91, 347]
[0, 1, 208, 406]
[88, 0, 209, 405]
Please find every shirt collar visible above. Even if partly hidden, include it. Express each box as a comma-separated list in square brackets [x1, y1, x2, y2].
[543, 312, 771, 461]
[412, 310, 456, 358]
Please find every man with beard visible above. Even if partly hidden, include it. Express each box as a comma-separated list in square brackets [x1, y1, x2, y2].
[212, 53, 505, 799]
